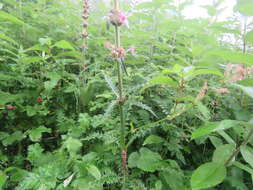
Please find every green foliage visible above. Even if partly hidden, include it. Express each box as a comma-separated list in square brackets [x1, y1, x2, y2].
[0, 0, 253, 189]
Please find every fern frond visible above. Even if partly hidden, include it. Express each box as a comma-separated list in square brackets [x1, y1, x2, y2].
[130, 100, 158, 118]
[103, 73, 119, 98]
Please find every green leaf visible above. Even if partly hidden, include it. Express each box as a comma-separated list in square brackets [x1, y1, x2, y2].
[192, 120, 240, 139]
[0, 171, 6, 189]
[245, 30, 253, 44]
[143, 135, 165, 145]
[0, 11, 24, 25]
[150, 76, 178, 87]
[240, 145, 253, 168]
[0, 32, 18, 46]
[212, 144, 235, 165]
[238, 78, 253, 87]
[65, 137, 82, 154]
[44, 72, 61, 91]
[233, 161, 253, 174]
[28, 126, 51, 142]
[86, 165, 101, 180]
[190, 68, 223, 78]
[53, 40, 74, 50]
[128, 152, 139, 168]
[191, 162, 227, 190]
[2, 131, 24, 146]
[137, 148, 162, 172]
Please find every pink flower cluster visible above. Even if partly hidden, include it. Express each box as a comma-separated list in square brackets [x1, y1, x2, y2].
[105, 42, 135, 59]
[225, 63, 253, 82]
[109, 9, 128, 27]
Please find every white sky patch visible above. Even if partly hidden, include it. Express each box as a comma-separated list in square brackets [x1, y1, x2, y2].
[182, 0, 237, 20]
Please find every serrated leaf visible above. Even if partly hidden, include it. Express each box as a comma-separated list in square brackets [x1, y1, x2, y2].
[86, 165, 101, 180]
[44, 72, 61, 91]
[137, 148, 162, 172]
[192, 120, 240, 139]
[191, 162, 226, 190]
[103, 73, 119, 98]
[65, 137, 82, 154]
[28, 126, 51, 142]
[131, 101, 158, 118]
[143, 135, 165, 145]
[2, 131, 24, 146]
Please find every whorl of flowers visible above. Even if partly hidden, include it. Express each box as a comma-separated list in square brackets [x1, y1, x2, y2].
[224, 63, 253, 82]
[196, 82, 208, 101]
[105, 42, 135, 59]
[81, 0, 89, 49]
[109, 9, 128, 27]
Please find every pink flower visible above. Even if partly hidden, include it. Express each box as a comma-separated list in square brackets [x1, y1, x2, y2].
[126, 46, 136, 55]
[224, 63, 249, 82]
[109, 9, 128, 27]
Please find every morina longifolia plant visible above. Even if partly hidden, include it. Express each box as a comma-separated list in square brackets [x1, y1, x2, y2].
[106, 0, 129, 181]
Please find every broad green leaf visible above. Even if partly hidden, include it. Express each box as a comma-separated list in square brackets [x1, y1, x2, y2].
[0, 11, 24, 25]
[241, 145, 253, 168]
[196, 102, 211, 121]
[0, 171, 6, 189]
[65, 137, 82, 154]
[192, 120, 241, 139]
[212, 144, 235, 165]
[209, 136, 223, 148]
[143, 135, 165, 145]
[233, 161, 253, 174]
[0, 91, 16, 105]
[2, 131, 24, 146]
[189, 68, 223, 78]
[28, 126, 51, 142]
[137, 148, 162, 172]
[128, 152, 139, 168]
[150, 76, 178, 87]
[86, 165, 101, 180]
[191, 162, 226, 190]
[217, 131, 236, 146]
[238, 78, 253, 87]
[54, 40, 74, 50]
[44, 72, 61, 91]
[191, 120, 241, 139]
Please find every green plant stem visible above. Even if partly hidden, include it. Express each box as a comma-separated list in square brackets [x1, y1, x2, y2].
[113, 0, 127, 183]
[225, 128, 253, 166]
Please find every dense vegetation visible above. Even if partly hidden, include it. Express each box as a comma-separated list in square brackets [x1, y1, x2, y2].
[1, 0, 253, 189]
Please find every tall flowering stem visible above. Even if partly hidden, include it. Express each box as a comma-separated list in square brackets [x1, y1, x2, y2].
[81, 0, 89, 49]
[111, 0, 128, 182]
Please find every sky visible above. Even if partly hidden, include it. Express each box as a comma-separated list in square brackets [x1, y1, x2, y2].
[182, 0, 237, 20]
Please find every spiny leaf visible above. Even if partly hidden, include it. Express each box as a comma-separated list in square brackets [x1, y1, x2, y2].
[103, 73, 119, 98]
[130, 100, 158, 118]
[104, 100, 118, 119]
